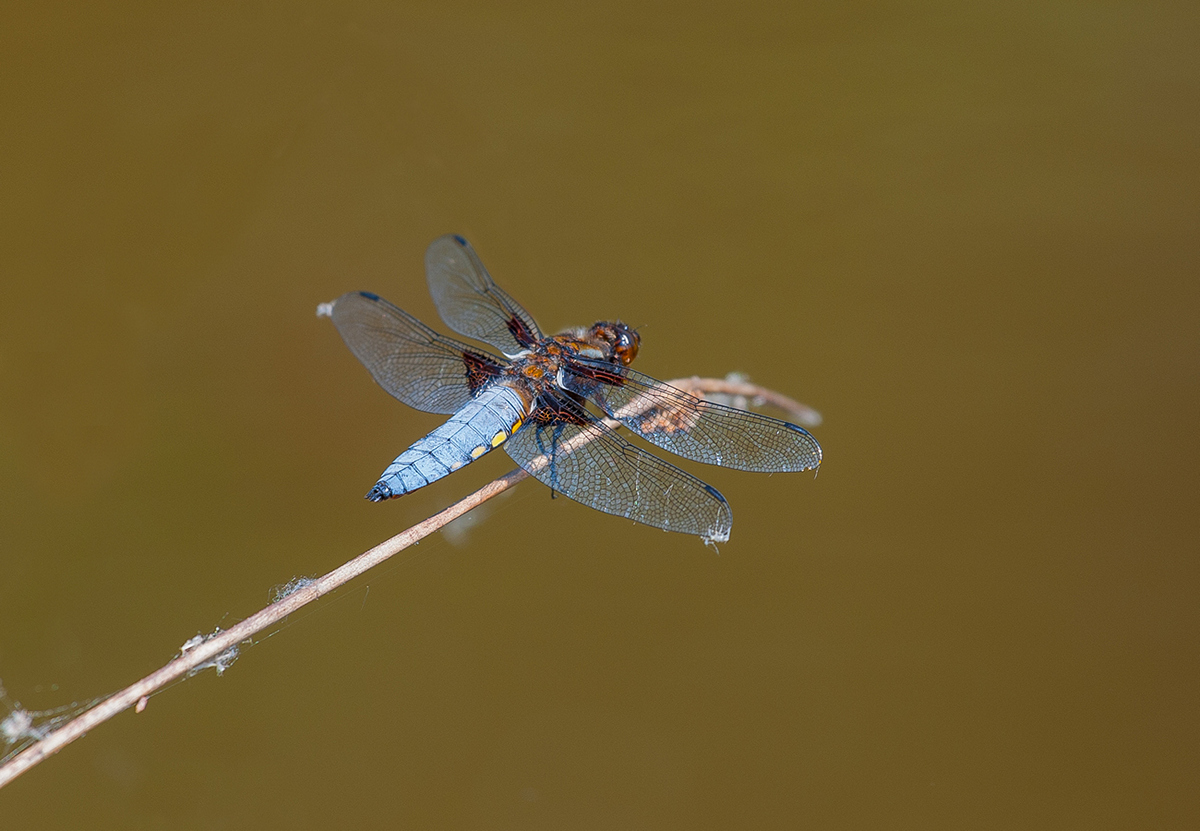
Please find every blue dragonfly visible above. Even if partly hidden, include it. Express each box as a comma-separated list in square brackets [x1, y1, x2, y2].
[326, 235, 821, 543]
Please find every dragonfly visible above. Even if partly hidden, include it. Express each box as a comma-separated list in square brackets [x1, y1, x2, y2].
[325, 235, 821, 543]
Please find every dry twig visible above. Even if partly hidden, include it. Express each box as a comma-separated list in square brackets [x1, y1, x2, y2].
[0, 376, 817, 789]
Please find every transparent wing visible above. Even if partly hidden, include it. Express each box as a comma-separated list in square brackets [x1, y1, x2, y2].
[424, 234, 544, 355]
[561, 359, 822, 472]
[329, 291, 505, 415]
[505, 394, 732, 542]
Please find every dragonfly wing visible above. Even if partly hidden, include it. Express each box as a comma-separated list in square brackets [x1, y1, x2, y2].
[425, 234, 544, 354]
[505, 394, 732, 542]
[562, 360, 822, 472]
[329, 291, 504, 415]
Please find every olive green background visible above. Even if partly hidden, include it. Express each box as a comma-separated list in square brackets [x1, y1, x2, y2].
[2, 2, 1197, 828]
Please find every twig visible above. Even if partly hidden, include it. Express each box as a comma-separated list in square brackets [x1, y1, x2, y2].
[670, 375, 823, 426]
[0, 378, 817, 789]
[0, 468, 529, 789]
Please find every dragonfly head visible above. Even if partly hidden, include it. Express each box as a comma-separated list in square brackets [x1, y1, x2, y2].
[587, 321, 640, 366]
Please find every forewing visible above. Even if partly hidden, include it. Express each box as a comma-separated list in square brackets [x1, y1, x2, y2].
[562, 360, 822, 472]
[329, 291, 504, 415]
[425, 234, 543, 354]
[505, 394, 732, 542]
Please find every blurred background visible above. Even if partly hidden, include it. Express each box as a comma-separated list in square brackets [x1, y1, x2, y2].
[2, 2, 1197, 828]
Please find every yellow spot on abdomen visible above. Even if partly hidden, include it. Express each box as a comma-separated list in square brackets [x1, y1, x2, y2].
[490, 429, 508, 448]
[470, 445, 488, 460]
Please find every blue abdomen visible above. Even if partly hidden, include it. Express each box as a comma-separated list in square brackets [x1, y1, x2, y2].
[367, 385, 528, 501]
